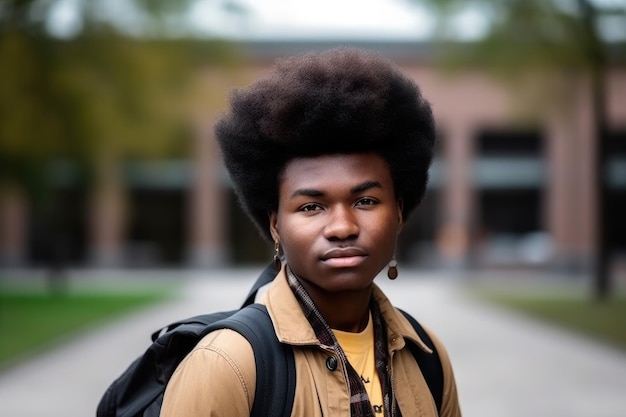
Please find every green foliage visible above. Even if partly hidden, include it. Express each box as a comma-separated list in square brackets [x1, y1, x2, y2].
[0, 0, 239, 195]
[411, 0, 626, 70]
[0, 0, 243, 275]
[0, 32, 185, 196]
[55, 36, 188, 162]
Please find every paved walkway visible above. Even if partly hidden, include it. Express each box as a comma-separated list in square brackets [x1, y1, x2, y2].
[1, 268, 625, 417]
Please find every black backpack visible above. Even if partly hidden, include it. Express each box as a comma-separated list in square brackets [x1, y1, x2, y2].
[96, 263, 443, 417]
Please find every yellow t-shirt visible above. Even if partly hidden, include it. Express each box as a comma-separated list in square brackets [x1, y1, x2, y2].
[333, 313, 384, 414]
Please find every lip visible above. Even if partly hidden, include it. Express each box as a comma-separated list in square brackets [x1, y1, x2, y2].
[321, 247, 367, 268]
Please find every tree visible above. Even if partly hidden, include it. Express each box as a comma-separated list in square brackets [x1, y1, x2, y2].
[407, 0, 626, 300]
[1, 3, 77, 283]
[0, 0, 240, 280]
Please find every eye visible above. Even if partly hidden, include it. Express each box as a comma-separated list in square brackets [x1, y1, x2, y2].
[355, 197, 378, 207]
[300, 203, 323, 212]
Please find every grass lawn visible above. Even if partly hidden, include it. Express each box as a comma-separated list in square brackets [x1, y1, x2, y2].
[483, 292, 626, 351]
[0, 287, 170, 369]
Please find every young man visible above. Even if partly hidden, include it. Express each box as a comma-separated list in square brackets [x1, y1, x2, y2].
[161, 47, 462, 417]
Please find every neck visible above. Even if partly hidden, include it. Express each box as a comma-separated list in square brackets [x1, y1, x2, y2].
[299, 280, 373, 333]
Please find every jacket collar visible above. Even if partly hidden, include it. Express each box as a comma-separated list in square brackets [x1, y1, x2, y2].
[262, 268, 433, 354]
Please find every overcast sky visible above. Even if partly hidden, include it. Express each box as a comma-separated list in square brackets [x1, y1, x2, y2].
[190, 0, 430, 40]
[47, 0, 487, 40]
[47, 0, 625, 41]
[187, 0, 489, 40]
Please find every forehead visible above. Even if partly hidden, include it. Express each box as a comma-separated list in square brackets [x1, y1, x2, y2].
[279, 153, 393, 192]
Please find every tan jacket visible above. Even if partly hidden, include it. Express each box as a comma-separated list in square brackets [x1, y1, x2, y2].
[161, 270, 462, 417]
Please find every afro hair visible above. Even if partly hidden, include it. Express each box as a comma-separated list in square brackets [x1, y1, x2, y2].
[215, 47, 436, 242]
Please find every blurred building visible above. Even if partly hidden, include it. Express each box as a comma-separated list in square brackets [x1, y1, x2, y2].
[1, 40, 625, 272]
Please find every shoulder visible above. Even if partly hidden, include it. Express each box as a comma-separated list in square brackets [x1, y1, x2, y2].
[194, 327, 256, 369]
[161, 329, 256, 417]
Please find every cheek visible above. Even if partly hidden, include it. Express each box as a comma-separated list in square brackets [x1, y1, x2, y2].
[372, 211, 401, 235]
[371, 214, 402, 254]
[277, 216, 313, 255]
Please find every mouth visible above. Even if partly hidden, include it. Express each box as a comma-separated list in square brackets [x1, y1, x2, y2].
[321, 247, 367, 268]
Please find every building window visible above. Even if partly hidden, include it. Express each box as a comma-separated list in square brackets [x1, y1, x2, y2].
[473, 128, 549, 265]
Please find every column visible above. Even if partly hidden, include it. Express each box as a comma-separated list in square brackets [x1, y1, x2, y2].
[0, 185, 28, 266]
[187, 119, 228, 267]
[88, 156, 126, 267]
[546, 78, 595, 271]
[436, 121, 475, 268]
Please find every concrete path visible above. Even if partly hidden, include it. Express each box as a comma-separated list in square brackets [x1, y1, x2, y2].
[0, 268, 625, 417]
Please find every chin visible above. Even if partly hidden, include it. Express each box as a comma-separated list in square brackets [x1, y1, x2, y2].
[322, 269, 375, 291]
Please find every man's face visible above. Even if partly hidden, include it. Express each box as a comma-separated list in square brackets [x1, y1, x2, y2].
[270, 153, 402, 296]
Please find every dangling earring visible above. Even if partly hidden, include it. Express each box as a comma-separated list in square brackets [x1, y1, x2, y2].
[273, 240, 282, 271]
[387, 257, 398, 280]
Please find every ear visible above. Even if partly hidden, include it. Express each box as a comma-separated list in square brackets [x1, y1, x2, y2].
[269, 211, 279, 242]
[396, 199, 404, 233]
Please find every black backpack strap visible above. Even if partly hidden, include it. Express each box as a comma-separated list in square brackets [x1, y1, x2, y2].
[214, 304, 296, 417]
[96, 267, 291, 417]
[398, 309, 444, 414]
[241, 262, 279, 308]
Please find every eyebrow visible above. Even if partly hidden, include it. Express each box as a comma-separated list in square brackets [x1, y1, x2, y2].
[290, 180, 382, 199]
[351, 180, 382, 194]
[291, 188, 324, 198]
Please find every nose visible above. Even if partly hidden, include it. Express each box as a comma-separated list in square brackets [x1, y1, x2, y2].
[323, 205, 359, 241]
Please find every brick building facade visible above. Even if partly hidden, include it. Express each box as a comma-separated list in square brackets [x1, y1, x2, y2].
[1, 41, 625, 272]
